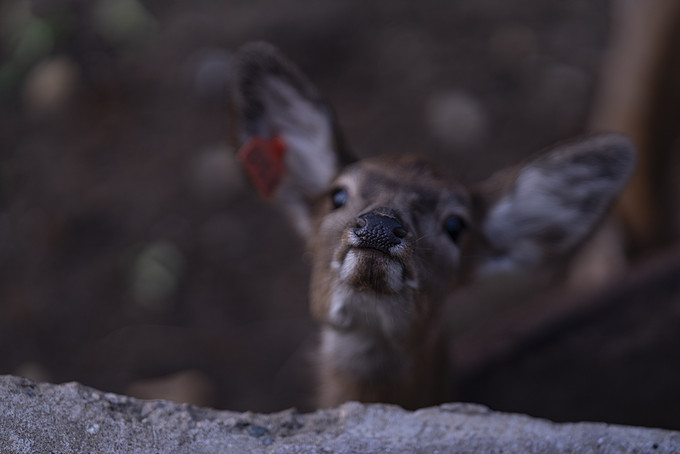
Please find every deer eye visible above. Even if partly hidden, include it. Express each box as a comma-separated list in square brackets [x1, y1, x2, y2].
[330, 188, 349, 209]
[443, 215, 467, 243]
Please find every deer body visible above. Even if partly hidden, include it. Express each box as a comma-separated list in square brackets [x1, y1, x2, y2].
[229, 42, 635, 409]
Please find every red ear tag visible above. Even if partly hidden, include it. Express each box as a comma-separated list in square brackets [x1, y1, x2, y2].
[237, 135, 287, 198]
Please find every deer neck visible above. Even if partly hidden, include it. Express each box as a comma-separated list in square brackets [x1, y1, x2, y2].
[314, 286, 450, 409]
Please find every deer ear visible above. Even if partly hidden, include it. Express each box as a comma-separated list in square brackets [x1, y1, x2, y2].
[472, 133, 636, 276]
[229, 42, 354, 236]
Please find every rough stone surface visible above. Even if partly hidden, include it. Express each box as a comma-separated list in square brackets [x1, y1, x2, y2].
[1, 376, 679, 453]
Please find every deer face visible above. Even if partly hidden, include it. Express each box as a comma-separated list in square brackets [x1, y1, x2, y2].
[306, 155, 469, 338]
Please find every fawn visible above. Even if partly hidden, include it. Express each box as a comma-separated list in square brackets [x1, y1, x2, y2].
[228, 42, 635, 409]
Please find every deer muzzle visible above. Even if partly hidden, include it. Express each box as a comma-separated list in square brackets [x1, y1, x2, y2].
[331, 210, 416, 294]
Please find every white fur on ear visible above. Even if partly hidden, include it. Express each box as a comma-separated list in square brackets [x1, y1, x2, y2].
[260, 77, 340, 236]
[231, 42, 351, 237]
[478, 133, 635, 276]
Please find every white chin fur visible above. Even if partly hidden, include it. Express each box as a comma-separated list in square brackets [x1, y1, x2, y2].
[327, 249, 420, 333]
[339, 249, 406, 293]
[328, 284, 412, 336]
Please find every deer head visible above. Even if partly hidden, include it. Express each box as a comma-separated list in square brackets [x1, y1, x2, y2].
[229, 42, 635, 409]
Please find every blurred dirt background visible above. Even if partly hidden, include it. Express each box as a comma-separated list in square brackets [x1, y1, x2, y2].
[2, 0, 679, 429]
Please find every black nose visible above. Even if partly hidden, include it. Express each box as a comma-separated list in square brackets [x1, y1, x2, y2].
[353, 212, 408, 253]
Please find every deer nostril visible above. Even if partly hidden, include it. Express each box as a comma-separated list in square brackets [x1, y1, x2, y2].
[393, 226, 407, 238]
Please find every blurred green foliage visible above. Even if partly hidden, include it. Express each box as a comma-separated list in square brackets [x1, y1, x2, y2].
[93, 0, 158, 46]
[0, 0, 156, 99]
[130, 241, 185, 311]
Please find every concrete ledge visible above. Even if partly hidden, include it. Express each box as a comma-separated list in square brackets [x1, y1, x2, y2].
[1, 375, 678, 453]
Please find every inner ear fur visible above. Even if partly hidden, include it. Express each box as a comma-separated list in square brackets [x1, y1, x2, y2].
[228, 41, 355, 236]
[470, 133, 636, 276]
[229, 41, 353, 165]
